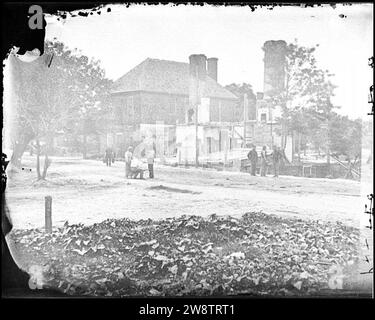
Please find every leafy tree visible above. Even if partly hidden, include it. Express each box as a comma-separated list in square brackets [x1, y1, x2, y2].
[8, 41, 112, 179]
[225, 83, 257, 120]
[268, 40, 337, 154]
[362, 120, 373, 165]
[328, 114, 362, 161]
[327, 113, 362, 178]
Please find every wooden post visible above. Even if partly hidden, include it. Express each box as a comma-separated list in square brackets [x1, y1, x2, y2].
[224, 129, 228, 168]
[45, 196, 52, 233]
[243, 94, 248, 147]
[325, 120, 331, 176]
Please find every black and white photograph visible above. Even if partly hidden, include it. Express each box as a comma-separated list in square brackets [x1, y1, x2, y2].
[1, 2, 373, 302]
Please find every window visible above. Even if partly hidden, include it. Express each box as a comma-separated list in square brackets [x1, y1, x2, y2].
[187, 109, 194, 123]
[219, 131, 222, 152]
[174, 97, 178, 115]
[261, 113, 267, 122]
[207, 137, 212, 154]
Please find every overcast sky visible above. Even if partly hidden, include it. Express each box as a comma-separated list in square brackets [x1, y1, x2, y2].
[46, 3, 373, 120]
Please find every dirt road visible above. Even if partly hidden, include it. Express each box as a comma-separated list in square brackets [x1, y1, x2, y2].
[4, 156, 363, 230]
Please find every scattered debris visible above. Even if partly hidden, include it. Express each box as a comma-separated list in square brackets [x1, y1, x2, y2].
[10, 212, 360, 297]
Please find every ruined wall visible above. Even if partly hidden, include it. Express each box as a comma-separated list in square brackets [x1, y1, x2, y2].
[263, 40, 287, 97]
[112, 92, 187, 125]
[209, 98, 240, 122]
[112, 92, 239, 127]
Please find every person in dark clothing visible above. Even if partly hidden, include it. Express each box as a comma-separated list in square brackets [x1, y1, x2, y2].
[104, 147, 115, 167]
[147, 148, 155, 179]
[272, 146, 282, 177]
[247, 145, 258, 176]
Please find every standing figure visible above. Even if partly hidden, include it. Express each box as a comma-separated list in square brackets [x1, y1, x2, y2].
[104, 147, 114, 167]
[125, 146, 133, 178]
[147, 148, 155, 179]
[272, 146, 282, 177]
[247, 145, 258, 176]
[260, 145, 268, 177]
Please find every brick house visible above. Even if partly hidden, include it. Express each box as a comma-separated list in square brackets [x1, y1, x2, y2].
[108, 56, 239, 157]
[110, 57, 238, 126]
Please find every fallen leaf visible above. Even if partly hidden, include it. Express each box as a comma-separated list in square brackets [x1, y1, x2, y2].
[154, 255, 169, 261]
[72, 248, 89, 256]
[169, 265, 178, 275]
[149, 288, 161, 295]
[293, 281, 303, 290]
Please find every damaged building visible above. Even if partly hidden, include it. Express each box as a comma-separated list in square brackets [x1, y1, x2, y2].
[107, 40, 292, 166]
[109, 56, 240, 158]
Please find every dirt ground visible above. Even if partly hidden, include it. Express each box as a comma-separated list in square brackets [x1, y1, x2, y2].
[4, 155, 373, 295]
[5, 155, 363, 230]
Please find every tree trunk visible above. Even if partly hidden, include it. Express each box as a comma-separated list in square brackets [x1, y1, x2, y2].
[96, 133, 101, 155]
[10, 133, 34, 167]
[82, 134, 87, 159]
[282, 122, 288, 149]
[291, 131, 295, 163]
[42, 153, 50, 179]
[284, 134, 288, 152]
[297, 132, 301, 162]
[36, 139, 41, 180]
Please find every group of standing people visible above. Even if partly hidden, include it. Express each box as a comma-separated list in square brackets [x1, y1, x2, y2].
[125, 146, 155, 179]
[104, 145, 156, 179]
[247, 145, 284, 177]
[105, 143, 283, 179]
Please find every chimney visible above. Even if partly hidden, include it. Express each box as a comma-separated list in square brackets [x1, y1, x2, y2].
[189, 54, 207, 80]
[262, 40, 287, 97]
[188, 54, 207, 123]
[207, 57, 218, 82]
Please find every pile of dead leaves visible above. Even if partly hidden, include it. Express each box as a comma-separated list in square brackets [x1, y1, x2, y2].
[10, 212, 360, 297]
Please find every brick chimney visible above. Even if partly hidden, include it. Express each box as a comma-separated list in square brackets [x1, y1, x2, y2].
[188, 54, 207, 123]
[263, 40, 287, 97]
[189, 54, 207, 80]
[207, 57, 218, 82]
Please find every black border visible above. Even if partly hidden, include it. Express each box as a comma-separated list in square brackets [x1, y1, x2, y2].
[1, 1, 373, 316]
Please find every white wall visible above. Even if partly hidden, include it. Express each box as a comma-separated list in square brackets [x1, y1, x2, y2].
[198, 97, 210, 123]
[176, 125, 205, 163]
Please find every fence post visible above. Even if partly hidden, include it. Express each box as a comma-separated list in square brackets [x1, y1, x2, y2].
[45, 196, 52, 233]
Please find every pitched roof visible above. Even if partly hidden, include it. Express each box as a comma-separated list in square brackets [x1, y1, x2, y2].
[111, 58, 237, 100]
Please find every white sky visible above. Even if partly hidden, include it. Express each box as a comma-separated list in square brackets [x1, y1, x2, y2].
[46, 3, 373, 120]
